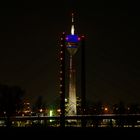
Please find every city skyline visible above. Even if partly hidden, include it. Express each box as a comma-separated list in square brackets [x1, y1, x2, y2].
[0, 1, 140, 106]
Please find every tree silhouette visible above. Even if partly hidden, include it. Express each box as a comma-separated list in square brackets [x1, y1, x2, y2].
[32, 95, 46, 115]
[0, 84, 25, 127]
[129, 103, 140, 114]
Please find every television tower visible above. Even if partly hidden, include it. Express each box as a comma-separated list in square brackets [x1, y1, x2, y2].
[65, 13, 81, 116]
[59, 12, 86, 120]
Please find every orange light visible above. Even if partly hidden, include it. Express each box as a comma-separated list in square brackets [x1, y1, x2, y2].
[57, 109, 61, 112]
[104, 107, 108, 111]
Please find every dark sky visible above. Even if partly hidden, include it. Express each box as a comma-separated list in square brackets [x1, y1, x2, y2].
[0, 1, 140, 106]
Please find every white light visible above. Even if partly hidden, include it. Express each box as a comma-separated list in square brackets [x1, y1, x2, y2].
[71, 25, 74, 35]
[49, 110, 53, 116]
[49, 110, 53, 122]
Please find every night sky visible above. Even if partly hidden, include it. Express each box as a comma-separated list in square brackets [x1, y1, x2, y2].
[0, 1, 140, 106]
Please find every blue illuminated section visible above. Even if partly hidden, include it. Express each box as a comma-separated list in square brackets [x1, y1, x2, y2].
[65, 35, 80, 43]
[65, 34, 80, 48]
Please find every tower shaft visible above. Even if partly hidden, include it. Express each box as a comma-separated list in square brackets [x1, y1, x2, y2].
[68, 55, 77, 116]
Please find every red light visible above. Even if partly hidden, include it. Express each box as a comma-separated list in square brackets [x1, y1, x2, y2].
[78, 37, 81, 41]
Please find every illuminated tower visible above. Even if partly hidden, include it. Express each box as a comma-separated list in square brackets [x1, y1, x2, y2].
[65, 13, 81, 116]
[59, 13, 86, 120]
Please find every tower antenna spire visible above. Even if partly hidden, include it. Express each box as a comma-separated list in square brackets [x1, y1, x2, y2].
[71, 12, 75, 35]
